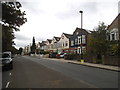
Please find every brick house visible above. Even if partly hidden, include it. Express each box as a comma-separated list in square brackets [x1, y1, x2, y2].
[107, 14, 120, 42]
[69, 27, 90, 54]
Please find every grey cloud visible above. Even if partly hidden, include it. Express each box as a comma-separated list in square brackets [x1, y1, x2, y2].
[15, 33, 30, 41]
[55, 1, 98, 20]
[19, 0, 45, 15]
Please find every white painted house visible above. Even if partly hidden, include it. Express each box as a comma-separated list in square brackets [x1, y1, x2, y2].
[58, 33, 72, 53]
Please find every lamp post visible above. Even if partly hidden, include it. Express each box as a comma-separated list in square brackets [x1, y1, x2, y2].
[79, 10, 84, 62]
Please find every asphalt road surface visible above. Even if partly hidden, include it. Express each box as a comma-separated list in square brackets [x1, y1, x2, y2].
[2, 56, 118, 88]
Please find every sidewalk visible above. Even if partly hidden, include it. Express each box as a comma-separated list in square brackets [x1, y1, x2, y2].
[43, 57, 120, 72]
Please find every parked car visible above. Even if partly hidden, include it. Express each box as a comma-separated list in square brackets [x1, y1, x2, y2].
[49, 52, 57, 58]
[0, 52, 13, 71]
[56, 53, 67, 58]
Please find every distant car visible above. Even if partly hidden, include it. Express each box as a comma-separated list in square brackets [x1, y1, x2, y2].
[49, 52, 57, 58]
[56, 53, 67, 58]
[0, 52, 13, 71]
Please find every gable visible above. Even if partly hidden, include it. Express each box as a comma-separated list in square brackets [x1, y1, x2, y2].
[107, 14, 120, 30]
[73, 27, 89, 36]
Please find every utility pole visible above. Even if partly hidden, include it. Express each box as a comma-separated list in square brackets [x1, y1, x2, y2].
[79, 10, 84, 63]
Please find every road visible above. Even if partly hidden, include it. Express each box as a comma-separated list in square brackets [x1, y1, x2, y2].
[2, 56, 118, 88]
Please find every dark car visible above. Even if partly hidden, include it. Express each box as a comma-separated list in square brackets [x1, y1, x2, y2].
[49, 52, 57, 58]
[0, 52, 13, 71]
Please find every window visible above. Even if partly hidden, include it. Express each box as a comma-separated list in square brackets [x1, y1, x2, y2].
[75, 38, 77, 45]
[108, 34, 110, 40]
[71, 40, 74, 46]
[111, 33, 115, 40]
[78, 36, 81, 44]
[82, 35, 86, 44]
[63, 42, 64, 47]
[77, 47, 81, 54]
[76, 32, 79, 35]
[82, 47, 86, 54]
[116, 32, 119, 40]
[62, 35, 64, 39]
[65, 41, 68, 46]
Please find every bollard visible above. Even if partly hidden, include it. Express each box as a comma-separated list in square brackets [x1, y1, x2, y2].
[80, 59, 84, 64]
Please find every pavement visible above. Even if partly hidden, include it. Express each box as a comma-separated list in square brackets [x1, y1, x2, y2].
[42, 57, 120, 72]
[30, 55, 120, 72]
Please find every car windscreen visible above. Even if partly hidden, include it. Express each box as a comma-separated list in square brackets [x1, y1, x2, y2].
[2, 54, 10, 58]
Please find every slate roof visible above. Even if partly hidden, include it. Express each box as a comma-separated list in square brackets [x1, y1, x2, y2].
[54, 36, 60, 41]
[63, 33, 72, 38]
[47, 39, 52, 43]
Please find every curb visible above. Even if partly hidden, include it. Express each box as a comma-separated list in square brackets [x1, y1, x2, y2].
[67, 61, 120, 72]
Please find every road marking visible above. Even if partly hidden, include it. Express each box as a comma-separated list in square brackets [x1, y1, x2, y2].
[5, 82, 10, 88]
[9, 73, 12, 76]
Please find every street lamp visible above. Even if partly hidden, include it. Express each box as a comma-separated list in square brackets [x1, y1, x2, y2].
[79, 10, 84, 63]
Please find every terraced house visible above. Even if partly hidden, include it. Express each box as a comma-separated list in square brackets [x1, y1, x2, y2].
[69, 27, 90, 54]
[49, 36, 60, 52]
[57, 33, 72, 53]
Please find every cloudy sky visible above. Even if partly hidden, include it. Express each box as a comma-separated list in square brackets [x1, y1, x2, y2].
[14, 0, 119, 49]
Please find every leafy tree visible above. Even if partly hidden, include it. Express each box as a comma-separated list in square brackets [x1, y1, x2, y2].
[19, 47, 23, 55]
[89, 22, 109, 62]
[2, 1, 27, 31]
[2, 25, 15, 52]
[1, 1, 27, 52]
[31, 37, 36, 54]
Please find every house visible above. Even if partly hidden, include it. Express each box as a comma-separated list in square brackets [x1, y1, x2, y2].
[50, 36, 60, 52]
[41, 41, 47, 51]
[107, 14, 120, 43]
[23, 43, 31, 54]
[46, 39, 52, 51]
[69, 27, 89, 54]
[58, 33, 72, 53]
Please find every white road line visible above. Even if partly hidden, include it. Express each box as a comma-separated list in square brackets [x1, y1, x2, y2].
[9, 73, 11, 76]
[5, 82, 10, 88]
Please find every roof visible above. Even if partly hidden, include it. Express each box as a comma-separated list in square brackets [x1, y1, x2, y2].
[73, 27, 89, 35]
[63, 33, 72, 38]
[54, 36, 60, 41]
[107, 13, 120, 30]
[47, 39, 52, 43]
[41, 41, 46, 46]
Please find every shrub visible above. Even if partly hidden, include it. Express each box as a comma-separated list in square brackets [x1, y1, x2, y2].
[64, 53, 80, 60]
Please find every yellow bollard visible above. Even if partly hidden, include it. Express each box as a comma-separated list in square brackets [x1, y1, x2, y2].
[80, 59, 84, 64]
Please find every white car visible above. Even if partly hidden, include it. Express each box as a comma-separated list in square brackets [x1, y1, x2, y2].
[0, 52, 13, 71]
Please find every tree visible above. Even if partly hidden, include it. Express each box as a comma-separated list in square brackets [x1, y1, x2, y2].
[2, 25, 15, 52]
[2, 1, 27, 31]
[89, 22, 109, 63]
[1, 1, 27, 52]
[19, 47, 23, 55]
[31, 37, 36, 54]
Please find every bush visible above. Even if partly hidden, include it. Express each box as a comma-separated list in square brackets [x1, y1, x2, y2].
[64, 53, 80, 60]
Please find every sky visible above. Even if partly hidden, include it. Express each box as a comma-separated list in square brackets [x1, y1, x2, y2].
[14, 0, 119, 49]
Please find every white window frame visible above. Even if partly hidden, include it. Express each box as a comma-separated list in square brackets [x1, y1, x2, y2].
[82, 35, 86, 44]
[71, 40, 74, 46]
[78, 36, 81, 44]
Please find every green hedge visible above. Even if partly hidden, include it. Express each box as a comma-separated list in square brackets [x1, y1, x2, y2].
[64, 53, 80, 60]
